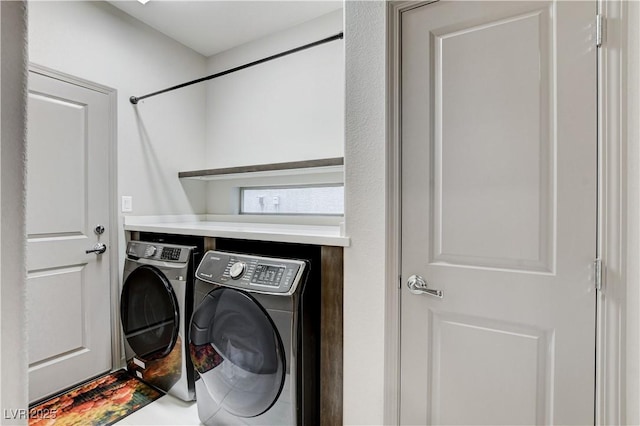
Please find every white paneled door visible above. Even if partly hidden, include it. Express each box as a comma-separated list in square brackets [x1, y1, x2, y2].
[27, 71, 113, 402]
[400, 1, 597, 424]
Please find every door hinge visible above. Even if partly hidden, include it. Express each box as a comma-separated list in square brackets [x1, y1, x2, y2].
[596, 14, 605, 48]
[594, 258, 603, 291]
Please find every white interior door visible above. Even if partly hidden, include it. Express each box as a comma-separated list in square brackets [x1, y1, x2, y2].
[400, 1, 597, 424]
[26, 71, 113, 403]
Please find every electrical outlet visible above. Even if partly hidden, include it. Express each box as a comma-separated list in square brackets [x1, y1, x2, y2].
[121, 196, 133, 213]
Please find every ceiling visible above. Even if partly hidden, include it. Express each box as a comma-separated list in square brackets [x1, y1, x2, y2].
[107, 1, 343, 57]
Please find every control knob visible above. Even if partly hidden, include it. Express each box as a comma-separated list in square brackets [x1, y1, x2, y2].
[144, 245, 157, 257]
[229, 261, 246, 279]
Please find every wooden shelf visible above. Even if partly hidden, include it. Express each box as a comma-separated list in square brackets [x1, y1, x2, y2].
[179, 157, 344, 180]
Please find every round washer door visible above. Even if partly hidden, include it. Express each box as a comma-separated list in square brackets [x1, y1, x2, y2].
[121, 264, 179, 360]
[189, 287, 285, 418]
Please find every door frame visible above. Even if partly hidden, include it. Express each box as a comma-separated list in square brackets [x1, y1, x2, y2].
[384, 1, 631, 424]
[28, 63, 121, 373]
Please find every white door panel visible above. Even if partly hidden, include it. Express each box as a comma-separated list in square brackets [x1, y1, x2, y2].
[27, 267, 86, 365]
[27, 72, 112, 402]
[26, 92, 87, 236]
[432, 8, 553, 272]
[401, 1, 596, 424]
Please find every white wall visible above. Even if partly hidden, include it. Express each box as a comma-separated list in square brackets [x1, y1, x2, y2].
[204, 10, 344, 169]
[28, 1, 208, 220]
[0, 1, 28, 423]
[343, 2, 387, 425]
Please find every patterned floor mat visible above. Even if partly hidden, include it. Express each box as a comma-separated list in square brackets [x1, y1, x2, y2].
[29, 369, 162, 426]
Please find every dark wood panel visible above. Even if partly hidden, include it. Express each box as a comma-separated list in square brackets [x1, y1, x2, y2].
[320, 246, 343, 426]
[204, 237, 216, 252]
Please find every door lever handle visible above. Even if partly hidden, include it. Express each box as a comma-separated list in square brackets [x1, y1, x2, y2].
[407, 274, 443, 298]
[86, 243, 107, 255]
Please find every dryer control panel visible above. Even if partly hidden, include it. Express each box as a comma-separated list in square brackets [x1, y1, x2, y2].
[195, 250, 306, 296]
[126, 241, 193, 264]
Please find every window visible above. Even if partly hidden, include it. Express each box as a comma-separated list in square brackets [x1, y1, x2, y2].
[240, 185, 344, 216]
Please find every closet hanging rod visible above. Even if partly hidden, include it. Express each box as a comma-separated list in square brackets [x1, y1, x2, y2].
[130, 32, 344, 104]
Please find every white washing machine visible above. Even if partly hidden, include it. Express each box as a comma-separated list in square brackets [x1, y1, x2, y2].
[189, 249, 319, 425]
[120, 241, 197, 401]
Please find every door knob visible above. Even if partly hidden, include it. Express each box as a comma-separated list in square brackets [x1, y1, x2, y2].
[407, 274, 443, 298]
[86, 243, 107, 255]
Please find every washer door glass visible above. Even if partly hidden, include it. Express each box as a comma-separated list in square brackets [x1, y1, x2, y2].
[189, 287, 285, 418]
[121, 265, 179, 360]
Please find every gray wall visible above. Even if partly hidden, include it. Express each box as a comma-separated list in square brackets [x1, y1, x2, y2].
[343, 2, 387, 424]
[29, 2, 345, 220]
[205, 10, 344, 169]
[202, 10, 345, 216]
[28, 1, 208, 220]
[1, 1, 28, 423]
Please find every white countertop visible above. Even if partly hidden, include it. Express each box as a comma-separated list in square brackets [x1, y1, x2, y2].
[124, 216, 350, 247]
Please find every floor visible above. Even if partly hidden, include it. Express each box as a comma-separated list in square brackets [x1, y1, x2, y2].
[115, 376, 295, 426]
[113, 394, 201, 426]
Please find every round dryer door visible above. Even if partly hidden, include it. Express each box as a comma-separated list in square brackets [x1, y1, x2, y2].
[189, 287, 285, 418]
[121, 265, 179, 360]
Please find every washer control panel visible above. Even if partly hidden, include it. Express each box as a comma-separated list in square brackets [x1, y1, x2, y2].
[126, 241, 192, 263]
[195, 250, 306, 295]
